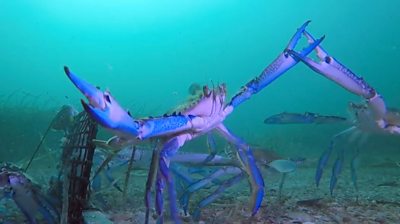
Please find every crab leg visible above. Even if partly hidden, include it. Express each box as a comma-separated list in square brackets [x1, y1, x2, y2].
[155, 170, 165, 223]
[180, 166, 242, 213]
[202, 133, 217, 164]
[193, 172, 246, 221]
[315, 126, 356, 187]
[185, 168, 240, 190]
[92, 145, 237, 198]
[228, 21, 325, 108]
[145, 149, 160, 224]
[350, 147, 360, 192]
[156, 135, 191, 224]
[288, 31, 398, 133]
[329, 148, 345, 196]
[171, 153, 236, 166]
[216, 124, 264, 216]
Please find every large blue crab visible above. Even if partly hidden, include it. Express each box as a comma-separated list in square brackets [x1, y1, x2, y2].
[287, 30, 400, 194]
[64, 21, 323, 223]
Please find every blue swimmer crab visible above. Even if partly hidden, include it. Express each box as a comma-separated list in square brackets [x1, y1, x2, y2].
[0, 162, 59, 224]
[64, 21, 323, 223]
[286, 30, 400, 195]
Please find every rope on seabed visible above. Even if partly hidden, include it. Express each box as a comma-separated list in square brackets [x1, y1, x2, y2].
[24, 115, 58, 172]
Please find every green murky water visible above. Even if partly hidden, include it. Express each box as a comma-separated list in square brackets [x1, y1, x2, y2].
[0, 1, 399, 223]
[2, 0, 399, 154]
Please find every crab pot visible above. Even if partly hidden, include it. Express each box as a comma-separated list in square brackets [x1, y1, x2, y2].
[58, 111, 98, 224]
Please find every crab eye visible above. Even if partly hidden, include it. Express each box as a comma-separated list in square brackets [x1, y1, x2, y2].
[324, 56, 332, 64]
[283, 49, 289, 58]
[104, 94, 111, 103]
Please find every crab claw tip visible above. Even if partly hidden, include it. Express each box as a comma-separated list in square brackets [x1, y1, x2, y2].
[64, 66, 70, 75]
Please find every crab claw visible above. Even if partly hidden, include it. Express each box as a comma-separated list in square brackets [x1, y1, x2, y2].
[286, 20, 311, 50]
[288, 32, 376, 100]
[81, 97, 140, 138]
[303, 30, 328, 60]
[65, 66, 141, 138]
[229, 21, 324, 108]
[64, 66, 107, 110]
[285, 20, 325, 57]
[289, 32, 390, 124]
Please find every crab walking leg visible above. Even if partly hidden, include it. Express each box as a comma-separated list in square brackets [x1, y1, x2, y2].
[228, 21, 325, 108]
[156, 135, 191, 224]
[122, 146, 137, 197]
[180, 166, 242, 213]
[329, 148, 345, 196]
[350, 147, 360, 192]
[216, 124, 264, 216]
[172, 164, 196, 213]
[184, 167, 241, 194]
[93, 145, 238, 192]
[289, 31, 394, 132]
[315, 126, 356, 187]
[92, 153, 124, 192]
[171, 153, 237, 166]
[145, 149, 160, 224]
[193, 172, 246, 221]
[202, 133, 218, 164]
[155, 170, 165, 223]
[157, 147, 240, 223]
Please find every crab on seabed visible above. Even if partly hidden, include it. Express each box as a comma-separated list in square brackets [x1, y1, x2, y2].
[288, 29, 400, 195]
[64, 20, 324, 223]
[0, 162, 59, 224]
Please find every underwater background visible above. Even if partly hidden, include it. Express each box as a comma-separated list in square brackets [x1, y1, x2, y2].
[0, 1, 399, 223]
[1, 0, 399, 159]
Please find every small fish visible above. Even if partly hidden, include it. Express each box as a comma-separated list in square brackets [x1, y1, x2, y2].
[264, 112, 347, 125]
[51, 105, 78, 132]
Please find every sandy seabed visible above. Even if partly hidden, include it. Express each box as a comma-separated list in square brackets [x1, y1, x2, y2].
[102, 165, 399, 224]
